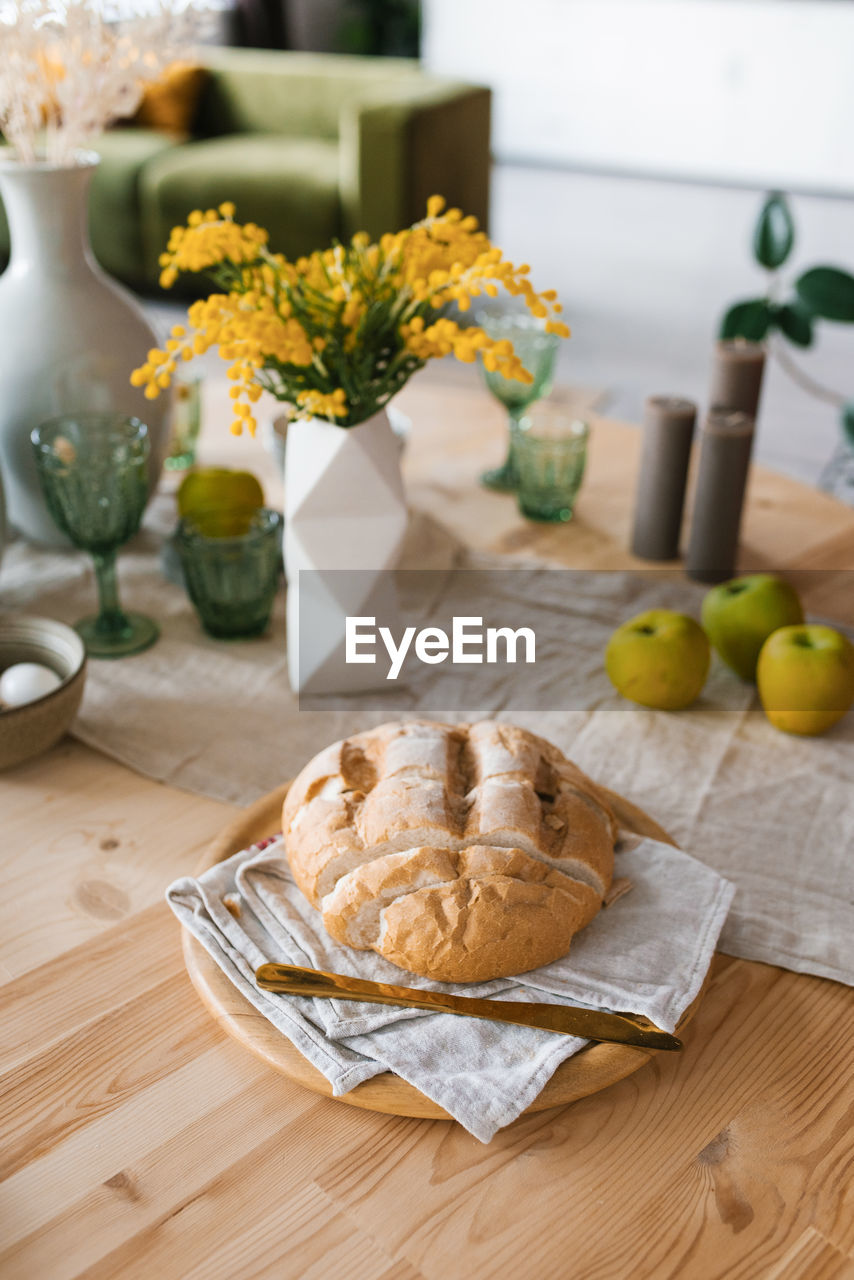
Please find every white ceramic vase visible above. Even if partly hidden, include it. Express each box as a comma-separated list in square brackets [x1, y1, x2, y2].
[0, 151, 169, 546]
[0, 466, 5, 569]
[284, 409, 408, 694]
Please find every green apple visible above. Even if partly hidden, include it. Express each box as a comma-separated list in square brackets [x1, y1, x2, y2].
[701, 574, 804, 682]
[605, 610, 710, 710]
[757, 624, 854, 736]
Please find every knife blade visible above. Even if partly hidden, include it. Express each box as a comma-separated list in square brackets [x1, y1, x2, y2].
[255, 962, 682, 1051]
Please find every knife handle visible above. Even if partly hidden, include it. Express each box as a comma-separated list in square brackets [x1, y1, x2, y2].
[256, 963, 468, 1015]
[255, 963, 682, 1051]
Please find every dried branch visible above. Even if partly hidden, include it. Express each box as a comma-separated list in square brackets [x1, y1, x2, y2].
[0, 1, 218, 165]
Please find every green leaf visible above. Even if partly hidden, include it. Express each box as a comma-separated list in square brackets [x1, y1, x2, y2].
[720, 298, 773, 342]
[796, 267, 854, 322]
[776, 301, 814, 348]
[753, 193, 795, 270]
[842, 402, 854, 449]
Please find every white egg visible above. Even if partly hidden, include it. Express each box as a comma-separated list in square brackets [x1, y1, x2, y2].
[0, 662, 63, 708]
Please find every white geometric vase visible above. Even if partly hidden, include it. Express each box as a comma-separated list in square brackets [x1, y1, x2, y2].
[0, 151, 169, 546]
[284, 409, 408, 694]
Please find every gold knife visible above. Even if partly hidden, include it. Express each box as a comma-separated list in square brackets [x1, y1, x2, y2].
[255, 963, 682, 1051]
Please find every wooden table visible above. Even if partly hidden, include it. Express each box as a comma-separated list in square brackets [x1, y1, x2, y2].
[2, 380, 854, 1280]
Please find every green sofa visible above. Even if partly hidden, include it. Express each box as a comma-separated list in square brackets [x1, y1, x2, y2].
[0, 48, 491, 291]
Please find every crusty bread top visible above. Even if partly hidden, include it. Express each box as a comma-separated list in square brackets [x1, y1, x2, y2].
[282, 720, 618, 983]
[283, 720, 617, 902]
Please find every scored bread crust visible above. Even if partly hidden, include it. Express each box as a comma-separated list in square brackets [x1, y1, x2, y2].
[282, 720, 618, 983]
[322, 845, 603, 984]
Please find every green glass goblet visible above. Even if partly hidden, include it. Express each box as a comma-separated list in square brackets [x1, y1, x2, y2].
[477, 310, 560, 492]
[31, 414, 160, 658]
[164, 375, 202, 471]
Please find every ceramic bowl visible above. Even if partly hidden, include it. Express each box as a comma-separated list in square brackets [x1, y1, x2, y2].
[0, 615, 86, 770]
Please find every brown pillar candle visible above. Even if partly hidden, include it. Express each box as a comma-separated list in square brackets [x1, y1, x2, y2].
[685, 409, 755, 583]
[709, 340, 766, 418]
[631, 395, 697, 561]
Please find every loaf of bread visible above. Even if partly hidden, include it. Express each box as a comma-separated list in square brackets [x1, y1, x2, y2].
[282, 720, 618, 983]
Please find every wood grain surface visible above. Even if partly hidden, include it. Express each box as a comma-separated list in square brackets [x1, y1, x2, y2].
[2, 379, 854, 1280]
[183, 781, 697, 1120]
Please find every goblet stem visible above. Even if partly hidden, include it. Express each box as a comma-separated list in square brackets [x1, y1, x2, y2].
[481, 410, 525, 493]
[91, 550, 131, 639]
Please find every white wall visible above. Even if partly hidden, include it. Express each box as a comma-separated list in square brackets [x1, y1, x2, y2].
[422, 0, 854, 193]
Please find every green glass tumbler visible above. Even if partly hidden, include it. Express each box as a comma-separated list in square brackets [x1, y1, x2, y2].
[477, 309, 560, 492]
[515, 408, 589, 523]
[177, 507, 283, 639]
[164, 375, 202, 471]
[31, 414, 160, 657]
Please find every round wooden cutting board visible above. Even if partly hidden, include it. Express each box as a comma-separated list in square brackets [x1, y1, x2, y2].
[183, 782, 702, 1121]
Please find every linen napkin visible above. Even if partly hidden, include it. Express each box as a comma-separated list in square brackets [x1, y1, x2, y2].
[167, 833, 735, 1142]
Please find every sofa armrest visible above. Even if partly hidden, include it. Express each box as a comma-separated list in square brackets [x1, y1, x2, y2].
[338, 79, 491, 240]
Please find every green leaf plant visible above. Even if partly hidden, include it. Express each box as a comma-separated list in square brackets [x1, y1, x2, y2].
[720, 193, 854, 443]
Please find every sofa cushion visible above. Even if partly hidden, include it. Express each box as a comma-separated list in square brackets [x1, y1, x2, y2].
[139, 134, 342, 277]
[130, 63, 210, 134]
[89, 128, 184, 286]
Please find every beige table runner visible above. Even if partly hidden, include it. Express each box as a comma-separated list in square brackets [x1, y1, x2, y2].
[2, 499, 853, 986]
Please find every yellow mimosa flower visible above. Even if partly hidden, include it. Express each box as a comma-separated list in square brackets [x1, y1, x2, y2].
[132, 199, 569, 433]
